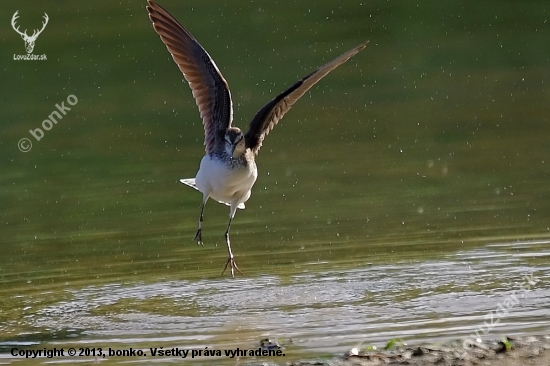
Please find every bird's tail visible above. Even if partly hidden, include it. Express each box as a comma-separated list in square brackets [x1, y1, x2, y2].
[179, 178, 245, 209]
[180, 178, 199, 191]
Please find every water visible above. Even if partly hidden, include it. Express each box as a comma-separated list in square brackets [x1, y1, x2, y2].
[2, 0, 549, 364]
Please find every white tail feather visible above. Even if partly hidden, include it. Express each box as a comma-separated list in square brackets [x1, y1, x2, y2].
[179, 178, 198, 190]
[180, 178, 245, 209]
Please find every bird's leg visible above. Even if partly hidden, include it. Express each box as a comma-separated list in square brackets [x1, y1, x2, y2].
[221, 216, 244, 277]
[193, 199, 206, 246]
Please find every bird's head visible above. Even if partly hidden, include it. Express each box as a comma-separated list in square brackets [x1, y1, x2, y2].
[224, 127, 245, 158]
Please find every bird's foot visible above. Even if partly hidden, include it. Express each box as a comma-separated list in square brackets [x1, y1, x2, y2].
[221, 256, 244, 277]
[193, 228, 204, 246]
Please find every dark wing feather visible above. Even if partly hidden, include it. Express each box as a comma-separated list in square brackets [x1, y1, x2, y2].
[245, 42, 367, 155]
[147, 1, 232, 154]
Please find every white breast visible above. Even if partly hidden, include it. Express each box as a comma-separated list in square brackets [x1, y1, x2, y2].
[195, 155, 258, 207]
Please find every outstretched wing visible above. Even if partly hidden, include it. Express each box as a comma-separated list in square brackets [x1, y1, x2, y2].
[147, 0, 233, 154]
[244, 42, 367, 155]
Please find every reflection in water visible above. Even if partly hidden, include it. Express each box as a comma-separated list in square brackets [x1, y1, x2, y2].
[2, 241, 548, 364]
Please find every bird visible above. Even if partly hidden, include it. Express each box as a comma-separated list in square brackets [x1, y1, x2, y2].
[146, 0, 367, 277]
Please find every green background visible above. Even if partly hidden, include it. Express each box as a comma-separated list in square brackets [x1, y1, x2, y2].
[1, 0, 549, 364]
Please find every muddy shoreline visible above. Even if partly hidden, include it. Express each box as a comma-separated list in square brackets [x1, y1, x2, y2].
[287, 335, 550, 366]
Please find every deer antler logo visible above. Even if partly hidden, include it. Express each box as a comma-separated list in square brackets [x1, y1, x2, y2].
[11, 11, 49, 54]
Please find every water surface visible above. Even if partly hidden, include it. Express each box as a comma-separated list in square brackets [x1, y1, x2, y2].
[1, 0, 549, 364]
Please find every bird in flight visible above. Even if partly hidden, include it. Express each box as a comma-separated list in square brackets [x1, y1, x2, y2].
[147, 1, 367, 277]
